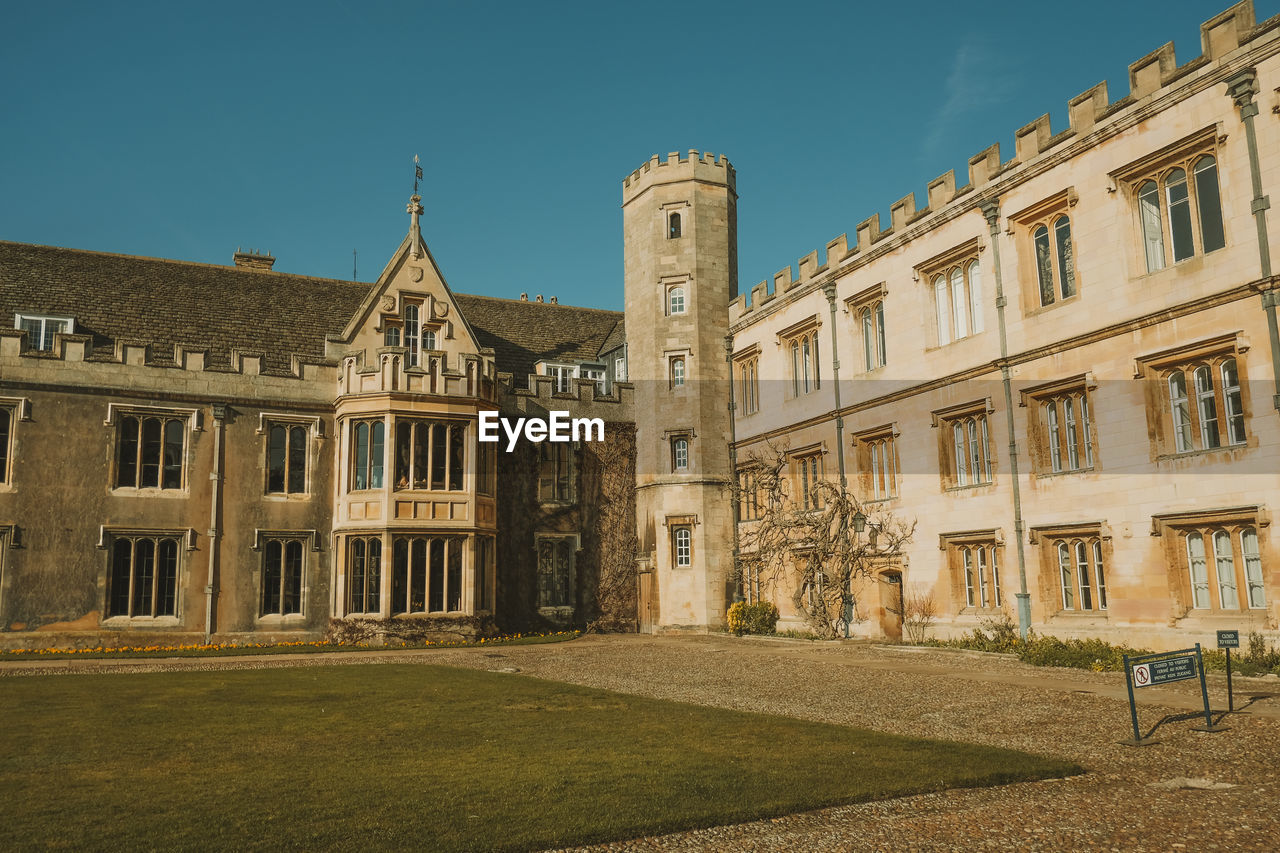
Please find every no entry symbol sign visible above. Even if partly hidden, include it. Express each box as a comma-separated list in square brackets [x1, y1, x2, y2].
[1133, 663, 1151, 686]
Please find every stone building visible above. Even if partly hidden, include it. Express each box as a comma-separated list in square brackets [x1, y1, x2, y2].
[726, 1, 1280, 648]
[2, 0, 1279, 650]
[0, 200, 635, 646]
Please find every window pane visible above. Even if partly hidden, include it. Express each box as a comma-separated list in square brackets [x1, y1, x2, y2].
[288, 427, 306, 493]
[1064, 397, 1079, 470]
[283, 540, 303, 615]
[1214, 530, 1239, 609]
[1076, 541, 1092, 610]
[963, 549, 975, 607]
[1221, 358, 1245, 445]
[404, 303, 419, 366]
[354, 423, 369, 490]
[349, 538, 366, 613]
[1165, 169, 1195, 262]
[950, 268, 967, 339]
[1093, 540, 1107, 610]
[1054, 216, 1075, 299]
[953, 422, 967, 486]
[1186, 533, 1210, 608]
[0, 407, 9, 483]
[369, 422, 384, 489]
[140, 417, 162, 488]
[1168, 372, 1192, 453]
[109, 539, 133, 617]
[264, 540, 283, 615]
[268, 425, 287, 493]
[1242, 528, 1265, 609]
[1046, 403, 1062, 472]
[117, 416, 139, 488]
[1139, 180, 1165, 272]
[991, 548, 1002, 607]
[411, 538, 428, 613]
[1058, 543, 1073, 609]
[133, 538, 155, 617]
[1193, 156, 1225, 253]
[367, 538, 382, 613]
[977, 547, 989, 607]
[875, 302, 887, 367]
[429, 538, 445, 612]
[156, 539, 178, 617]
[862, 308, 873, 371]
[934, 276, 950, 346]
[1080, 395, 1093, 468]
[1034, 225, 1054, 306]
[162, 419, 183, 489]
[413, 422, 430, 489]
[449, 424, 464, 491]
[448, 538, 463, 612]
[968, 261, 983, 334]
[1194, 365, 1219, 449]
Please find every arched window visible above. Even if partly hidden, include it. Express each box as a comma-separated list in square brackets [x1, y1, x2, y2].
[351, 419, 385, 490]
[668, 211, 681, 239]
[1186, 532, 1210, 609]
[1074, 540, 1092, 610]
[1092, 540, 1107, 610]
[1213, 530, 1239, 609]
[1165, 168, 1195, 263]
[1168, 371, 1192, 453]
[1193, 155, 1225, 253]
[790, 342, 800, 396]
[933, 275, 950, 346]
[1054, 216, 1075, 299]
[963, 548, 976, 607]
[952, 422, 968, 486]
[671, 356, 685, 388]
[1242, 527, 1265, 608]
[1057, 543, 1073, 609]
[1138, 179, 1164, 272]
[1045, 402, 1061, 472]
[861, 308, 873, 371]
[669, 286, 685, 315]
[674, 527, 692, 567]
[967, 260, 983, 334]
[0, 406, 10, 484]
[1193, 364, 1219, 449]
[1034, 225, 1054, 306]
[874, 301, 887, 366]
[672, 437, 689, 471]
[950, 267, 967, 339]
[1221, 358, 1245, 445]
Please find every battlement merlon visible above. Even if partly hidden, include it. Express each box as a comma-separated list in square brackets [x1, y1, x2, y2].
[621, 150, 736, 206]
[727, 0, 1268, 318]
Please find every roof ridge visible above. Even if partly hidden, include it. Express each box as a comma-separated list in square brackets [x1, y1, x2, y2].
[0, 239, 370, 289]
[454, 291, 623, 314]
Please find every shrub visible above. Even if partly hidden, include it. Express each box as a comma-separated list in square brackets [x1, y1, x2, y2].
[727, 601, 780, 636]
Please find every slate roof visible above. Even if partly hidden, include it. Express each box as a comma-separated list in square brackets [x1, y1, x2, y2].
[0, 241, 371, 374]
[454, 293, 623, 385]
[0, 240, 623, 381]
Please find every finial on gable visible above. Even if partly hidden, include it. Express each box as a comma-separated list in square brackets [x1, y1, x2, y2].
[408, 154, 425, 260]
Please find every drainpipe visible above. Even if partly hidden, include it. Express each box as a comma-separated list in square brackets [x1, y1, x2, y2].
[978, 200, 1032, 641]
[822, 283, 848, 490]
[724, 334, 743, 604]
[1226, 68, 1280, 414]
[205, 403, 226, 644]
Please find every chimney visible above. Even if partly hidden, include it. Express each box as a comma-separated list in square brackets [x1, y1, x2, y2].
[535, 294, 544, 303]
[549, 296, 558, 304]
[233, 247, 276, 271]
[519, 292, 529, 301]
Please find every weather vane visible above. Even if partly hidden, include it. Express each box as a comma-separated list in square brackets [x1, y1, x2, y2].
[413, 154, 423, 196]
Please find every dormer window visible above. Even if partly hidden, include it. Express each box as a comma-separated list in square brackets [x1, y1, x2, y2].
[15, 313, 73, 352]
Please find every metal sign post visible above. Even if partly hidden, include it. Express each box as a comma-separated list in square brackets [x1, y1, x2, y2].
[1120, 644, 1228, 745]
[1218, 630, 1240, 713]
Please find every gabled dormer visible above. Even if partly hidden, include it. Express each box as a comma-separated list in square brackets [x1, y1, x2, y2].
[330, 194, 496, 401]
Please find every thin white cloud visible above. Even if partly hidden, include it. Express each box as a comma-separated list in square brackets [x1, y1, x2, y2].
[922, 38, 1014, 162]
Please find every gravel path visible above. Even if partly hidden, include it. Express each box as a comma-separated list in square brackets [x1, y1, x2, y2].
[5, 635, 1279, 851]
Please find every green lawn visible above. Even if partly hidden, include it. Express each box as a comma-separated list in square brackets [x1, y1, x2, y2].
[0, 665, 1081, 851]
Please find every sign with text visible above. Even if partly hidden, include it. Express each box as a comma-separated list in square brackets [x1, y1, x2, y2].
[1131, 654, 1197, 688]
[1217, 630, 1240, 649]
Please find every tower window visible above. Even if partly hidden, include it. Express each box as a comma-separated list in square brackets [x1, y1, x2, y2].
[670, 356, 686, 388]
[668, 285, 686, 315]
[668, 211, 682, 239]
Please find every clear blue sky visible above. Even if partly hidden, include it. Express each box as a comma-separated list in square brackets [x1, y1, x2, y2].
[1, 1, 1269, 310]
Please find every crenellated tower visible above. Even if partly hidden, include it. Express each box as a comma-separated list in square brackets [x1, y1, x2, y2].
[623, 151, 737, 630]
